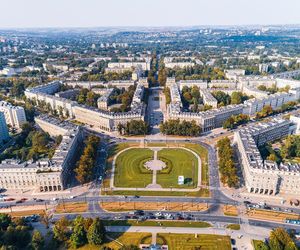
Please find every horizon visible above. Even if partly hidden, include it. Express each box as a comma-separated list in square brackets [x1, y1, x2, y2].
[1, 0, 300, 28]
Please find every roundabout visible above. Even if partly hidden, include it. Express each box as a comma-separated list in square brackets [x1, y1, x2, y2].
[110, 146, 202, 192]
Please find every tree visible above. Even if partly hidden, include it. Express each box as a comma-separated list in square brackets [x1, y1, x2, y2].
[53, 217, 70, 243]
[31, 230, 44, 250]
[40, 210, 52, 229]
[231, 91, 243, 104]
[69, 216, 87, 249]
[0, 214, 11, 231]
[217, 137, 238, 187]
[87, 218, 105, 245]
[75, 135, 100, 184]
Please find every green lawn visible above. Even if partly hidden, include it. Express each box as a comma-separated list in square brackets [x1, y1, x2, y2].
[114, 148, 153, 187]
[157, 148, 198, 188]
[226, 224, 241, 230]
[102, 188, 210, 197]
[159, 233, 231, 250]
[78, 232, 151, 250]
[184, 143, 209, 185]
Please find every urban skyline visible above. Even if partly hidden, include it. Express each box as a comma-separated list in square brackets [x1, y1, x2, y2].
[2, 0, 300, 28]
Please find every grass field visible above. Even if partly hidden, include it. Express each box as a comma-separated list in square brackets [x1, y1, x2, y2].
[226, 224, 241, 230]
[184, 143, 209, 185]
[114, 148, 153, 188]
[223, 205, 239, 216]
[78, 232, 151, 250]
[55, 202, 88, 213]
[101, 188, 210, 197]
[6, 209, 45, 217]
[157, 148, 198, 188]
[158, 233, 231, 250]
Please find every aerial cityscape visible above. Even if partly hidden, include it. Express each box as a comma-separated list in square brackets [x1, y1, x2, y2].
[1, 0, 300, 249]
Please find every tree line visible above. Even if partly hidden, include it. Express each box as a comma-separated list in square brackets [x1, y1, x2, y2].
[0, 122, 60, 162]
[216, 137, 238, 187]
[223, 114, 250, 129]
[0, 213, 45, 250]
[117, 120, 149, 136]
[212, 91, 249, 107]
[255, 101, 297, 119]
[255, 227, 298, 250]
[160, 119, 201, 136]
[75, 135, 100, 184]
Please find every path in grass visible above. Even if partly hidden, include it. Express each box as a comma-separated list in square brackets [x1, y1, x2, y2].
[111, 146, 202, 192]
[113, 148, 154, 188]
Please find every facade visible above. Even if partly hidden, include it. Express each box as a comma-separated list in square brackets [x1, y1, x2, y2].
[97, 88, 114, 110]
[107, 62, 150, 71]
[0, 112, 9, 145]
[0, 101, 27, 129]
[0, 115, 82, 191]
[234, 118, 300, 195]
[177, 80, 208, 90]
[242, 86, 269, 99]
[164, 62, 195, 69]
[243, 91, 297, 116]
[200, 89, 218, 108]
[25, 81, 145, 132]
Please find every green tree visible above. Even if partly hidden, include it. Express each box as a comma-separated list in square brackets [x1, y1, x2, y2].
[69, 216, 87, 249]
[87, 218, 105, 245]
[0, 214, 11, 231]
[53, 217, 70, 243]
[31, 230, 44, 250]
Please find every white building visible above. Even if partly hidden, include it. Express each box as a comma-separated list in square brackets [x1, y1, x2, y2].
[0, 115, 83, 192]
[234, 118, 300, 195]
[0, 112, 9, 145]
[0, 101, 27, 129]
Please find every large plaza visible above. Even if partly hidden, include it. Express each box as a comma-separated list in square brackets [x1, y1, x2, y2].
[110, 145, 201, 191]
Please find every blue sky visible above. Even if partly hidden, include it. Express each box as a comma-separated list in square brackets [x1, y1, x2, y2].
[1, 0, 300, 28]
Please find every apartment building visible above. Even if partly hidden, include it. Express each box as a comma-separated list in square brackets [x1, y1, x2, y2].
[0, 115, 83, 192]
[243, 91, 297, 116]
[200, 89, 218, 108]
[165, 62, 195, 69]
[97, 88, 114, 110]
[177, 80, 208, 90]
[0, 101, 27, 129]
[0, 112, 9, 145]
[242, 86, 269, 99]
[107, 61, 150, 71]
[25, 81, 145, 133]
[234, 118, 300, 195]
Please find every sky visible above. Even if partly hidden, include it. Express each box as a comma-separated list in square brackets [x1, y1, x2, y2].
[1, 0, 300, 28]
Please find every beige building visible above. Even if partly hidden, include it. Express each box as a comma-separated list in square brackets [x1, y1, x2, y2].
[0, 101, 27, 129]
[234, 118, 300, 195]
[0, 115, 82, 192]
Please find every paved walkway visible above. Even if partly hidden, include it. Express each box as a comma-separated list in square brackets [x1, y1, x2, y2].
[110, 146, 202, 192]
[146, 149, 164, 189]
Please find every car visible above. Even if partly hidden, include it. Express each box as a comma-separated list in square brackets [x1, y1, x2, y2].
[52, 197, 58, 201]
[36, 199, 44, 202]
[231, 238, 236, 245]
[4, 198, 15, 202]
[134, 195, 140, 198]
[16, 200, 23, 204]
